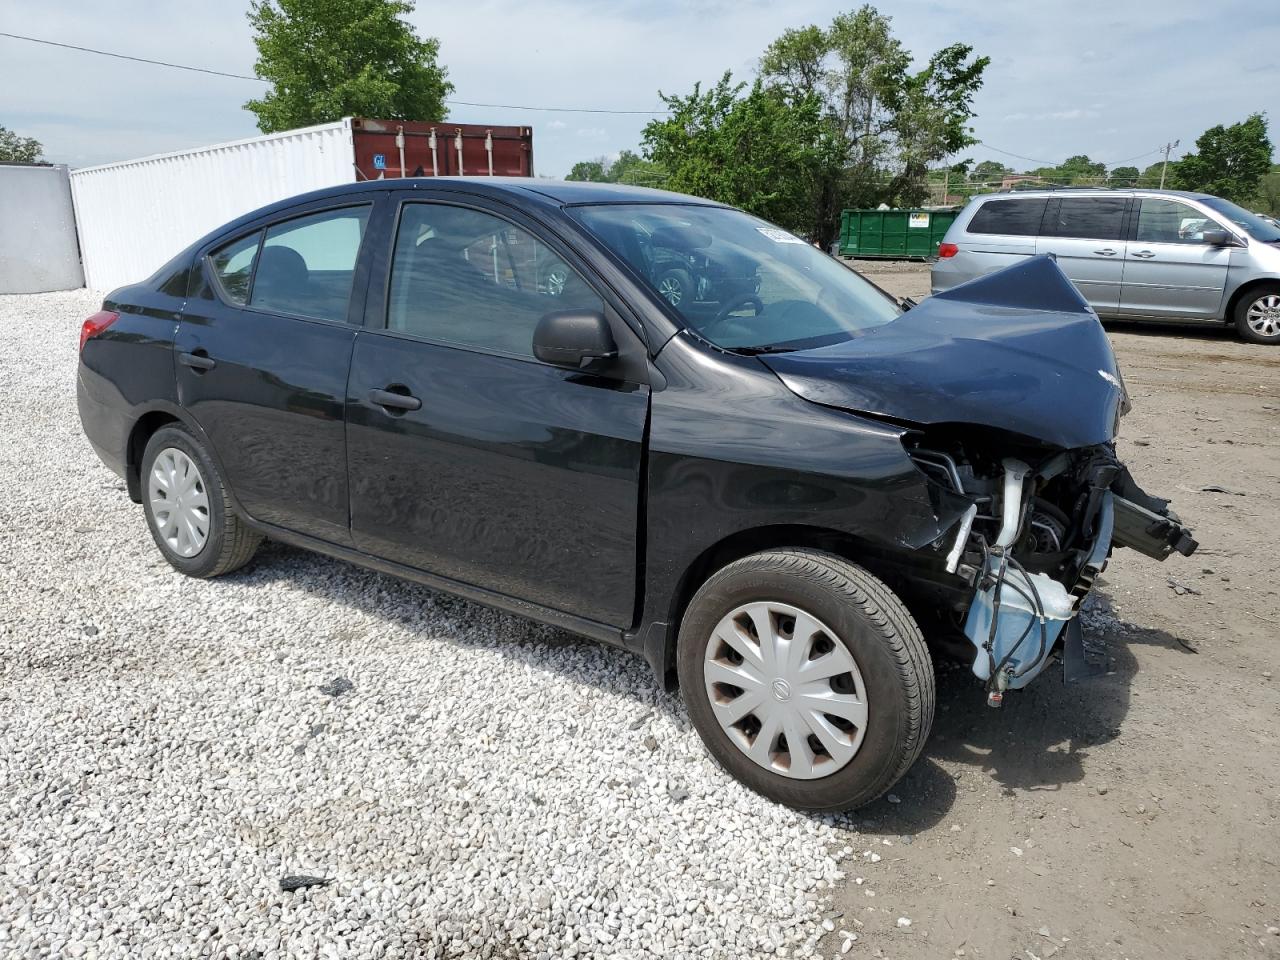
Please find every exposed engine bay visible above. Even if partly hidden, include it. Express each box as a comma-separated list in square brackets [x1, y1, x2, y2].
[752, 255, 1201, 705]
[904, 428, 1197, 703]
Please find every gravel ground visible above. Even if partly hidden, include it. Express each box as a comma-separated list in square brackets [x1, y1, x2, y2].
[5, 282, 1278, 960]
[1, 291, 852, 958]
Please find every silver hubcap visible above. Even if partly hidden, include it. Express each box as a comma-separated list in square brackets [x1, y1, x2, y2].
[148, 447, 210, 558]
[658, 277, 683, 306]
[704, 602, 868, 780]
[1246, 294, 1280, 337]
[546, 269, 566, 296]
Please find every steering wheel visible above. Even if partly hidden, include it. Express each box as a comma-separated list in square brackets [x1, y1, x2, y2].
[705, 295, 764, 333]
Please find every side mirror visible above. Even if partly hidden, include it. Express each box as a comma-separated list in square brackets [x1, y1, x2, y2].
[1201, 229, 1234, 246]
[533, 309, 618, 370]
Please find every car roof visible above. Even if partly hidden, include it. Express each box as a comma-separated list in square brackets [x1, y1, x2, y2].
[970, 188, 1217, 202]
[202, 177, 724, 249]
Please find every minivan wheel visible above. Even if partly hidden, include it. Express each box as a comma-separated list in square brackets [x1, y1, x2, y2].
[141, 425, 261, 578]
[677, 549, 934, 811]
[655, 268, 693, 308]
[1235, 287, 1280, 344]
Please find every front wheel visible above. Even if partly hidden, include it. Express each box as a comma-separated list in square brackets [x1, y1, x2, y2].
[1235, 286, 1280, 344]
[677, 549, 934, 811]
[141, 424, 261, 578]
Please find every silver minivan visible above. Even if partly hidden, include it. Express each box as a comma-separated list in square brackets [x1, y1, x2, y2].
[931, 189, 1280, 344]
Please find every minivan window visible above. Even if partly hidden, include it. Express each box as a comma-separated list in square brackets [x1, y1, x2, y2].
[1135, 199, 1226, 245]
[1199, 197, 1280, 242]
[967, 198, 1048, 236]
[387, 203, 602, 359]
[1043, 197, 1128, 240]
[250, 206, 371, 323]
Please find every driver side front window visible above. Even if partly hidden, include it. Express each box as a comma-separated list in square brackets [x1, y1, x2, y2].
[1135, 199, 1228, 245]
[387, 203, 601, 359]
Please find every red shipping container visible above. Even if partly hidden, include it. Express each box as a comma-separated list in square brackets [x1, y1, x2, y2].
[351, 117, 534, 180]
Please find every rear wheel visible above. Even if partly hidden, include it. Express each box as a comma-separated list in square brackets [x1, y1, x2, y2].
[141, 425, 261, 578]
[677, 549, 934, 811]
[1235, 286, 1280, 344]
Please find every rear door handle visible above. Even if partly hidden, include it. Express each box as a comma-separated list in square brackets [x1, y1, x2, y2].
[368, 387, 421, 412]
[178, 351, 216, 371]
[1131, 250, 1156, 259]
[1094, 248, 1117, 256]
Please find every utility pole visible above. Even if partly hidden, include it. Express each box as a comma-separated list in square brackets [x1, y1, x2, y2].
[1159, 139, 1180, 189]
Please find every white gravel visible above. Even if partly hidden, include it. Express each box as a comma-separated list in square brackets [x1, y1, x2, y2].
[0, 291, 862, 958]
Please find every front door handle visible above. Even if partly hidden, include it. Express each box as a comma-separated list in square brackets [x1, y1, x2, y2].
[369, 387, 421, 412]
[1131, 250, 1156, 259]
[178, 350, 216, 372]
[1094, 248, 1117, 256]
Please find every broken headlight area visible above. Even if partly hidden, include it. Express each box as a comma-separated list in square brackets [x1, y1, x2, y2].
[902, 426, 1197, 703]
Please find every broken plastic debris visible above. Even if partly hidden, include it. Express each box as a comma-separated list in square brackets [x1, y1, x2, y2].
[280, 875, 333, 892]
[318, 676, 354, 697]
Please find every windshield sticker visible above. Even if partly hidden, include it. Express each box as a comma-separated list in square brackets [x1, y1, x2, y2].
[756, 227, 806, 245]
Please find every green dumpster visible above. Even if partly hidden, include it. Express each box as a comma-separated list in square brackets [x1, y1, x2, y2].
[838, 208, 958, 259]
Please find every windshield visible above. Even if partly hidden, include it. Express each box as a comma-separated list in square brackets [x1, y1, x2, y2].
[571, 204, 902, 352]
[1200, 197, 1280, 242]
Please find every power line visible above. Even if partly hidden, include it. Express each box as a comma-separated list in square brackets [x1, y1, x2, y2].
[0, 31, 668, 115]
[977, 142, 1172, 172]
[978, 144, 1062, 167]
[0, 31, 262, 81]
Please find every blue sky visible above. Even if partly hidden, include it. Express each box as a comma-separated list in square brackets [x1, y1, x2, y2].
[2, 0, 1276, 177]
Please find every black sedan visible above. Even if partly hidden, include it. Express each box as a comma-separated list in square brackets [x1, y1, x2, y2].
[77, 179, 1195, 810]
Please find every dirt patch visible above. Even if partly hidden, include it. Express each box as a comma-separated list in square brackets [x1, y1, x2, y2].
[820, 261, 1280, 960]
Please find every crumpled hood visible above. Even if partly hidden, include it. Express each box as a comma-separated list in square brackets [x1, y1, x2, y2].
[760, 256, 1125, 449]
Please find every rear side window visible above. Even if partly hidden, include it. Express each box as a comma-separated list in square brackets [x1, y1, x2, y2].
[249, 206, 371, 322]
[967, 198, 1047, 236]
[387, 202, 602, 359]
[209, 233, 260, 305]
[1043, 197, 1128, 240]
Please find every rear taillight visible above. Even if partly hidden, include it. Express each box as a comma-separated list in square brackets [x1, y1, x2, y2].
[937, 242, 959, 258]
[80, 311, 119, 352]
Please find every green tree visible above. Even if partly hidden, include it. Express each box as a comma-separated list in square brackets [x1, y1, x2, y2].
[1057, 154, 1106, 183]
[970, 159, 1011, 184]
[1138, 161, 1167, 187]
[0, 125, 43, 163]
[1255, 164, 1280, 216]
[641, 73, 842, 236]
[1109, 165, 1140, 187]
[565, 150, 667, 186]
[1172, 113, 1273, 203]
[565, 157, 609, 182]
[244, 0, 452, 133]
[608, 150, 666, 187]
[759, 5, 989, 245]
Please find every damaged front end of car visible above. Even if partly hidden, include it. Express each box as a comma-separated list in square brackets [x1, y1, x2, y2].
[903, 428, 1195, 703]
[761, 255, 1198, 703]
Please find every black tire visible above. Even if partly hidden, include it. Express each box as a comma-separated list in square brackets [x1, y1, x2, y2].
[140, 424, 261, 578]
[1233, 285, 1280, 345]
[655, 267, 693, 308]
[677, 549, 934, 811]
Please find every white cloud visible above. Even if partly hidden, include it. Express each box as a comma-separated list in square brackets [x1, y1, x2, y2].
[2, 0, 1277, 177]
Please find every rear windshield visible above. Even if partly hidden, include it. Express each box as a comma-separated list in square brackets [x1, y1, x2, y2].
[967, 198, 1048, 236]
[1199, 197, 1280, 242]
[571, 204, 902, 353]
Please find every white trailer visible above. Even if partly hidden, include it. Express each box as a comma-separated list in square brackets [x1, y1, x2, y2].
[70, 120, 354, 291]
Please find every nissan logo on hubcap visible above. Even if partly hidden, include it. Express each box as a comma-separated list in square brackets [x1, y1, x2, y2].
[771, 678, 792, 702]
